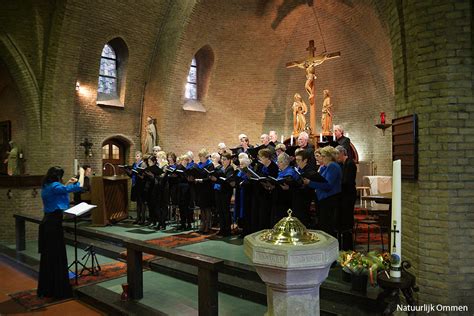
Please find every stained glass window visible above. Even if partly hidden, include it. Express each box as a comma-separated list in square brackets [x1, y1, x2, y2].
[98, 44, 117, 94]
[185, 57, 197, 99]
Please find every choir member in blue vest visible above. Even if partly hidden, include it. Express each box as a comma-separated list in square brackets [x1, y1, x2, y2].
[127, 151, 147, 224]
[235, 155, 253, 237]
[211, 152, 235, 237]
[37, 166, 84, 299]
[166, 152, 179, 220]
[194, 149, 215, 234]
[271, 153, 300, 225]
[292, 149, 318, 227]
[253, 148, 279, 230]
[304, 146, 342, 237]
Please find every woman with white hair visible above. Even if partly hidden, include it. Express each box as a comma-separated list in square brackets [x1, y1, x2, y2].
[271, 153, 300, 225]
[235, 156, 253, 237]
[304, 146, 342, 237]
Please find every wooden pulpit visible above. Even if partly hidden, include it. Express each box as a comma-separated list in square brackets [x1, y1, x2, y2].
[91, 175, 129, 226]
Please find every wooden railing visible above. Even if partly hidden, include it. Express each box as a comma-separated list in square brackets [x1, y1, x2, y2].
[13, 214, 223, 316]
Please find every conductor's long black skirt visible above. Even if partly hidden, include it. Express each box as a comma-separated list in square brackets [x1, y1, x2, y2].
[37, 210, 72, 299]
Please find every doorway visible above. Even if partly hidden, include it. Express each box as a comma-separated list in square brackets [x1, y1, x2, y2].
[102, 138, 127, 176]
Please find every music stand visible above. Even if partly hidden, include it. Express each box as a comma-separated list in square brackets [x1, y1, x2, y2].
[80, 245, 101, 276]
[64, 202, 97, 285]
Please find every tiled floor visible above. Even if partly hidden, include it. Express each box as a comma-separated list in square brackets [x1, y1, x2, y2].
[0, 257, 103, 315]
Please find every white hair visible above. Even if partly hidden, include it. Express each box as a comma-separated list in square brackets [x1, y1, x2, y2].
[238, 134, 247, 141]
[218, 142, 226, 149]
[298, 131, 309, 141]
[334, 125, 344, 134]
[186, 151, 194, 160]
[239, 157, 251, 167]
[277, 152, 291, 165]
[153, 145, 162, 152]
[238, 152, 249, 160]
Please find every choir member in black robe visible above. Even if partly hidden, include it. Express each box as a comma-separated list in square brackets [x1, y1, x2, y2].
[211, 152, 235, 237]
[166, 152, 179, 221]
[297, 131, 317, 170]
[334, 125, 354, 160]
[195, 149, 215, 234]
[143, 156, 159, 226]
[336, 145, 357, 250]
[292, 150, 318, 227]
[252, 148, 279, 230]
[177, 154, 193, 230]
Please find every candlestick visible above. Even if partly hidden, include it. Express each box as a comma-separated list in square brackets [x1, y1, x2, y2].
[319, 133, 323, 143]
[332, 132, 336, 142]
[290, 135, 294, 146]
[281, 135, 284, 143]
[73, 159, 78, 176]
[390, 159, 402, 278]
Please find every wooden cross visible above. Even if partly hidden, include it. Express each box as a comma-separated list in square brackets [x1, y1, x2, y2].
[80, 138, 93, 157]
[391, 220, 400, 248]
[306, 40, 316, 57]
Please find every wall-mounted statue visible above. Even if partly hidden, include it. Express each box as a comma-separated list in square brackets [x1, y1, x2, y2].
[143, 116, 157, 155]
[321, 89, 333, 134]
[292, 93, 308, 135]
[4, 141, 19, 176]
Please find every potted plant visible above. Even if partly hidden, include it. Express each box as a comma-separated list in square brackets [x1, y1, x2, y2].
[338, 251, 390, 292]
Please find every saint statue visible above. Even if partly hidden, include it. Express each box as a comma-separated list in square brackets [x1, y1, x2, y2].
[321, 89, 333, 134]
[4, 141, 19, 176]
[143, 116, 157, 154]
[292, 93, 308, 135]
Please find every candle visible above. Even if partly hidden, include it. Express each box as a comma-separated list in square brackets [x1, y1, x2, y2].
[390, 160, 402, 278]
[73, 159, 78, 176]
[281, 135, 284, 143]
[332, 132, 336, 142]
[319, 133, 323, 143]
[380, 112, 386, 125]
[290, 135, 294, 146]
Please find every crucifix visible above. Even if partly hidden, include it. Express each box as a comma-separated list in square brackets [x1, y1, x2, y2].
[286, 40, 341, 137]
[80, 138, 93, 157]
[391, 220, 400, 249]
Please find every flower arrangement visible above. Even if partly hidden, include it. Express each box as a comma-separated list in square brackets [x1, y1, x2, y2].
[338, 251, 391, 285]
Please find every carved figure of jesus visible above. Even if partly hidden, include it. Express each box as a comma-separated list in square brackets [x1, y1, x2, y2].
[292, 93, 308, 135]
[321, 89, 332, 134]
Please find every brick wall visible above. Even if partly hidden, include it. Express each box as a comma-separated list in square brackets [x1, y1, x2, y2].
[145, 0, 394, 177]
[0, 187, 42, 244]
[385, 0, 474, 308]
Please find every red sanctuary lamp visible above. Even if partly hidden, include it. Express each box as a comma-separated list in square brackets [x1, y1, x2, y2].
[375, 112, 392, 135]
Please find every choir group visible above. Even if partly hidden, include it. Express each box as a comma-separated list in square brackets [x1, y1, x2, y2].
[123, 127, 357, 250]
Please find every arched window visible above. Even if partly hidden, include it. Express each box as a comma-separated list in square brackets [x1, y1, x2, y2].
[185, 57, 197, 100]
[98, 44, 117, 95]
[183, 45, 214, 112]
[97, 38, 128, 107]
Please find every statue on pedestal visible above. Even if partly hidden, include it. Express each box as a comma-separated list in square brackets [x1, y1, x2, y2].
[321, 89, 333, 134]
[292, 93, 308, 135]
[143, 116, 157, 155]
[4, 141, 20, 176]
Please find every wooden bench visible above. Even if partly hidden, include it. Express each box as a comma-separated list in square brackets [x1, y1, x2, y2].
[13, 214, 224, 316]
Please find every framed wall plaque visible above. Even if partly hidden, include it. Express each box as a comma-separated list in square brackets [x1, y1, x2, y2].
[392, 114, 418, 180]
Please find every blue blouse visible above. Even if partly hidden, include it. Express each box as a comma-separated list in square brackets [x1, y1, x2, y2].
[307, 162, 342, 201]
[197, 160, 212, 169]
[41, 181, 82, 213]
[277, 166, 300, 181]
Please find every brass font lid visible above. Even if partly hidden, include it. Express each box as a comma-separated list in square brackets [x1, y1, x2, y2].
[259, 210, 319, 245]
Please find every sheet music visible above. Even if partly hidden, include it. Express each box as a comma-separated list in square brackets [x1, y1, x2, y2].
[65, 202, 97, 216]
